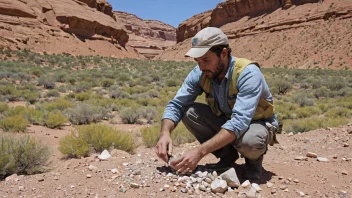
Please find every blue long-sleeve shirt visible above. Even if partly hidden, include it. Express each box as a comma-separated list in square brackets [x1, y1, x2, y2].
[162, 56, 278, 138]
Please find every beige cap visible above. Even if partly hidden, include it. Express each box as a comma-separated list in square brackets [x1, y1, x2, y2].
[185, 27, 228, 58]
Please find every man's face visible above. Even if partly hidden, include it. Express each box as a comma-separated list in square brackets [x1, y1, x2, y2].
[194, 50, 226, 79]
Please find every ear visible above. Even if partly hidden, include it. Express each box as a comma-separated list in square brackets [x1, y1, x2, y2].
[221, 48, 228, 59]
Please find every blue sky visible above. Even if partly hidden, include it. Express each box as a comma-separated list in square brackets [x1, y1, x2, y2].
[108, 0, 224, 28]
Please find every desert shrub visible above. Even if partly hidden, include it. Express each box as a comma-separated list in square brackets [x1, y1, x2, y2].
[23, 108, 45, 125]
[74, 91, 92, 101]
[313, 87, 329, 99]
[325, 107, 352, 118]
[101, 78, 115, 88]
[117, 98, 137, 107]
[292, 92, 315, 107]
[37, 75, 55, 89]
[284, 116, 349, 133]
[295, 106, 323, 118]
[270, 79, 292, 95]
[141, 125, 160, 148]
[325, 77, 345, 91]
[110, 89, 129, 99]
[139, 106, 157, 121]
[0, 135, 50, 175]
[66, 103, 107, 125]
[147, 89, 160, 98]
[46, 111, 68, 129]
[46, 89, 60, 98]
[165, 79, 179, 87]
[58, 134, 90, 158]
[0, 102, 9, 113]
[0, 115, 29, 132]
[3, 106, 26, 117]
[37, 98, 74, 112]
[120, 107, 141, 124]
[172, 122, 196, 146]
[118, 73, 130, 81]
[30, 68, 44, 77]
[59, 124, 136, 158]
[72, 82, 91, 93]
[23, 91, 39, 104]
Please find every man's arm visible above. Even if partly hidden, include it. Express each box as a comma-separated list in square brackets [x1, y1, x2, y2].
[156, 66, 203, 162]
[155, 119, 176, 162]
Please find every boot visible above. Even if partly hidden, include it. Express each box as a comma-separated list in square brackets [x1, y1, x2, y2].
[205, 152, 239, 172]
[244, 155, 263, 181]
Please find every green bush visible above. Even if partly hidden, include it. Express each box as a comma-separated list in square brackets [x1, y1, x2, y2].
[325, 107, 352, 118]
[58, 134, 90, 158]
[283, 116, 349, 133]
[0, 102, 9, 113]
[165, 79, 179, 87]
[46, 89, 60, 98]
[292, 92, 315, 107]
[23, 108, 45, 125]
[171, 122, 196, 146]
[59, 124, 136, 158]
[0, 135, 50, 175]
[101, 79, 115, 88]
[23, 91, 39, 104]
[66, 103, 107, 125]
[120, 107, 140, 124]
[141, 125, 160, 148]
[75, 91, 92, 101]
[37, 98, 74, 112]
[295, 106, 323, 118]
[46, 111, 68, 129]
[0, 115, 29, 132]
[271, 79, 293, 95]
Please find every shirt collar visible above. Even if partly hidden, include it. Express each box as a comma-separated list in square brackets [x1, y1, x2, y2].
[224, 56, 235, 80]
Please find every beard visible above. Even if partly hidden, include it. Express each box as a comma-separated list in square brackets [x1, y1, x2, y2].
[203, 58, 225, 79]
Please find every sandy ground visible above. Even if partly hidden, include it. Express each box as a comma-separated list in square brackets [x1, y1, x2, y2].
[0, 122, 351, 198]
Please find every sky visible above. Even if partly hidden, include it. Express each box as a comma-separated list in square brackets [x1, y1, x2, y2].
[108, 0, 225, 28]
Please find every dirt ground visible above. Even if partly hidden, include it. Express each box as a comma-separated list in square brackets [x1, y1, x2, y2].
[0, 122, 351, 198]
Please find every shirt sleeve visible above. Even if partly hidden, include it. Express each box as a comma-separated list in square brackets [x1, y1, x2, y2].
[162, 66, 203, 125]
[222, 64, 264, 138]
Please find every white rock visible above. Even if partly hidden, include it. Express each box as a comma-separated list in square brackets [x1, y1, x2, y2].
[86, 174, 92, 178]
[246, 187, 257, 198]
[164, 184, 170, 188]
[266, 182, 274, 188]
[122, 162, 129, 166]
[204, 178, 212, 183]
[317, 157, 329, 162]
[111, 168, 119, 174]
[212, 171, 218, 177]
[220, 168, 240, 188]
[241, 180, 251, 188]
[199, 185, 206, 191]
[252, 183, 262, 192]
[98, 150, 112, 160]
[298, 191, 305, 197]
[210, 178, 227, 193]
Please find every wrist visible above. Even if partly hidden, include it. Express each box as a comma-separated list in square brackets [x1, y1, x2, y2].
[198, 145, 208, 158]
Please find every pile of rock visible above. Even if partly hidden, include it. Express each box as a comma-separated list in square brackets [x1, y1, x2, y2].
[153, 167, 262, 197]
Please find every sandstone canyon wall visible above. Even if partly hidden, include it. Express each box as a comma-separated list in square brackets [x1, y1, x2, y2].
[0, 0, 175, 58]
[114, 11, 176, 59]
[157, 0, 352, 70]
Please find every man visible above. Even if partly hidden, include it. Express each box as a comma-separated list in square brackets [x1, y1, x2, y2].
[155, 27, 278, 181]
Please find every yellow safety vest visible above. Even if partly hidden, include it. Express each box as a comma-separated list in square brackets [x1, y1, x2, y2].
[200, 58, 274, 120]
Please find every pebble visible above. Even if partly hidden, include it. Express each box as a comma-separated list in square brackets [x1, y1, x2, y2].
[342, 170, 348, 175]
[266, 182, 274, 188]
[306, 152, 318, 158]
[343, 143, 349, 147]
[317, 157, 329, 162]
[181, 188, 188, 193]
[298, 191, 305, 197]
[294, 179, 299, 183]
[86, 174, 92, 178]
[295, 156, 308, 161]
[130, 182, 140, 188]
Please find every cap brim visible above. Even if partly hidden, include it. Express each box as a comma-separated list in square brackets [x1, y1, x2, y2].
[185, 47, 210, 58]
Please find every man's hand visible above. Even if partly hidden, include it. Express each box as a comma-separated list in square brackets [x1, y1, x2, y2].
[170, 147, 206, 174]
[155, 134, 173, 163]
